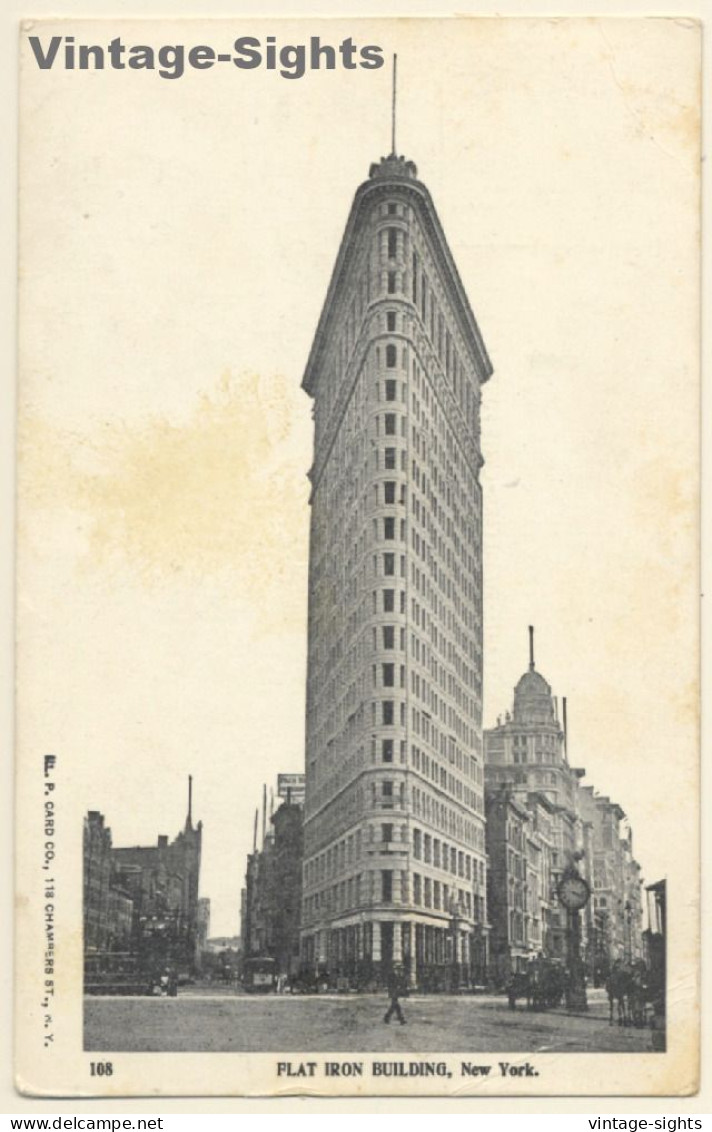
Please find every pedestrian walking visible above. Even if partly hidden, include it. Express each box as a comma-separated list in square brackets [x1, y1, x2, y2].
[383, 965, 407, 1025]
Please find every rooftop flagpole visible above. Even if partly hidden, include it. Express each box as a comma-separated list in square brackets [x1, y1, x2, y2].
[391, 53, 398, 155]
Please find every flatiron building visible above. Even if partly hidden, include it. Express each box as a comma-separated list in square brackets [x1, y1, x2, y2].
[300, 153, 492, 986]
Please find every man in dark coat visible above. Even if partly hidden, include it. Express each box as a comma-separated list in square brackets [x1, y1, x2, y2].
[384, 965, 407, 1025]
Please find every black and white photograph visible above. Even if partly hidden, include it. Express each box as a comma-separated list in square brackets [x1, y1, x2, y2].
[15, 16, 699, 1097]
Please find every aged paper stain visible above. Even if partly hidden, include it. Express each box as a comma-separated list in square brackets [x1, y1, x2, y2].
[19, 371, 311, 633]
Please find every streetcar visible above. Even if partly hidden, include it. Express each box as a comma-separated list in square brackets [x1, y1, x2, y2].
[84, 952, 153, 996]
[242, 956, 277, 993]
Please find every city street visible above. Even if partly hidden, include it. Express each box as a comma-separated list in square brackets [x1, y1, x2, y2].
[84, 987, 656, 1053]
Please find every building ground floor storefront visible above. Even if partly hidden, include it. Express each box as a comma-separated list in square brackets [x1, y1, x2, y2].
[300, 914, 489, 991]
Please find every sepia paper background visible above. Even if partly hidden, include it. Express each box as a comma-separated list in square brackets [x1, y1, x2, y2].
[12, 10, 704, 1106]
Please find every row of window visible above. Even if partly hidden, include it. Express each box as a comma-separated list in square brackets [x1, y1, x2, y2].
[310, 644, 480, 784]
[379, 214, 478, 431]
[305, 748, 485, 854]
[412, 828, 482, 883]
[412, 874, 473, 918]
[310, 609, 479, 762]
[302, 869, 477, 922]
[412, 744, 482, 812]
[412, 782, 485, 852]
[313, 409, 480, 622]
[307, 332, 483, 806]
[315, 211, 482, 485]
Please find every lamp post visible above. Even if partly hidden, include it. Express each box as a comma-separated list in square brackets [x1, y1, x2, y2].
[557, 850, 591, 1013]
[472, 922, 484, 987]
[449, 894, 466, 993]
[595, 908, 610, 987]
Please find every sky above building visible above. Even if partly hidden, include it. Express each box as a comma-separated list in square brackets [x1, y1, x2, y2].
[18, 18, 698, 935]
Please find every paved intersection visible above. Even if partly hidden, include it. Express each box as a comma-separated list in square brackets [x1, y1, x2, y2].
[85, 987, 656, 1053]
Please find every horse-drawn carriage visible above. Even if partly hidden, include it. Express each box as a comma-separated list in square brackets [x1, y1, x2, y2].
[506, 959, 565, 1011]
[605, 959, 652, 1028]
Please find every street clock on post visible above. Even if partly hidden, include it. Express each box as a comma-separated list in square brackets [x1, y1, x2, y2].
[557, 873, 591, 911]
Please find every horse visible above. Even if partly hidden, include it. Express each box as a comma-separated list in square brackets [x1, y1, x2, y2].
[606, 961, 632, 1026]
[528, 965, 548, 1011]
[627, 961, 649, 1029]
[540, 962, 565, 1009]
[506, 971, 532, 1011]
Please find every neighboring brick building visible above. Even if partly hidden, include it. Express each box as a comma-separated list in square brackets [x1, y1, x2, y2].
[84, 811, 135, 955]
[484, 783, 557, 984]
[83, 779, 202, 975]
[269, 801, 304, 975]
[484, 629, 584, 968]
[485, 785, 531, 983]
[83, 810, 114, 953]
[240, 784, 304, 977]
[484, 629, 644, 982]
[581, 787, 644, 977]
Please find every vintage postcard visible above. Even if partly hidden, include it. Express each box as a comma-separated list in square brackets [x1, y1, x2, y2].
[15, 16, 700, 1098]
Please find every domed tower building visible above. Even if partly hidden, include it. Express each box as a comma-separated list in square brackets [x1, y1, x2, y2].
[484, 628, 587, 969]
